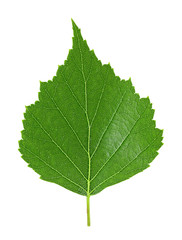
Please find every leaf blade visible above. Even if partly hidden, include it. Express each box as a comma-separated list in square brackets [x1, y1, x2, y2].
[19, 20, 163, 198]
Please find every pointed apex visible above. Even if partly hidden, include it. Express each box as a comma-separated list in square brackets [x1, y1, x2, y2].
[71, 18, 75, 26]
[71, 19, 84, 45]
[71, 19, 79, 33]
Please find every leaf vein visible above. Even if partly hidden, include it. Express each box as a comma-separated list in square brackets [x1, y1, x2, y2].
[90, 102, 150, 181]
[26, 108, 87, 180]
[90, 67, 110, 127]
[74, 25, 92, 196]
[44, 88, 88, 154]
[90, 91, 127, 159]
[21, 145, 87, 193]
[90, 133, 161, 194]
[60, 68, 86, 112]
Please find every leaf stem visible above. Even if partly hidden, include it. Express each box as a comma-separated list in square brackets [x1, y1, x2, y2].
[87, 194, 90, 226]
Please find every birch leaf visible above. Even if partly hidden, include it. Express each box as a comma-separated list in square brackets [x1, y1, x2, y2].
[19, 20, 163, 226]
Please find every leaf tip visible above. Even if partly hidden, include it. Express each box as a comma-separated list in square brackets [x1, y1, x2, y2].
[71, 18, 78, 31]
[71, 18, 74, 24]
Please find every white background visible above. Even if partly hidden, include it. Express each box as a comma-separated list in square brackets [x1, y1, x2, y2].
[0, 0, 182, 239]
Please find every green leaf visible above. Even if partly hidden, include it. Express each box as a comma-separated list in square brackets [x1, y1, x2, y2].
[19, 20, 163, 226]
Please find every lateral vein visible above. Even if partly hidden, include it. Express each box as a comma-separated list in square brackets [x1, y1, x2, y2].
[27, 108, 87, 180]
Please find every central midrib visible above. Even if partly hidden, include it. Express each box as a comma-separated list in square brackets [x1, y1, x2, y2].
[84, 75, 91, 197]
[75, 28, 91, 196]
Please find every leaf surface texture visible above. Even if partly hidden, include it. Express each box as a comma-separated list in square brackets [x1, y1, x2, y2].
[19, 20, 163, 196]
